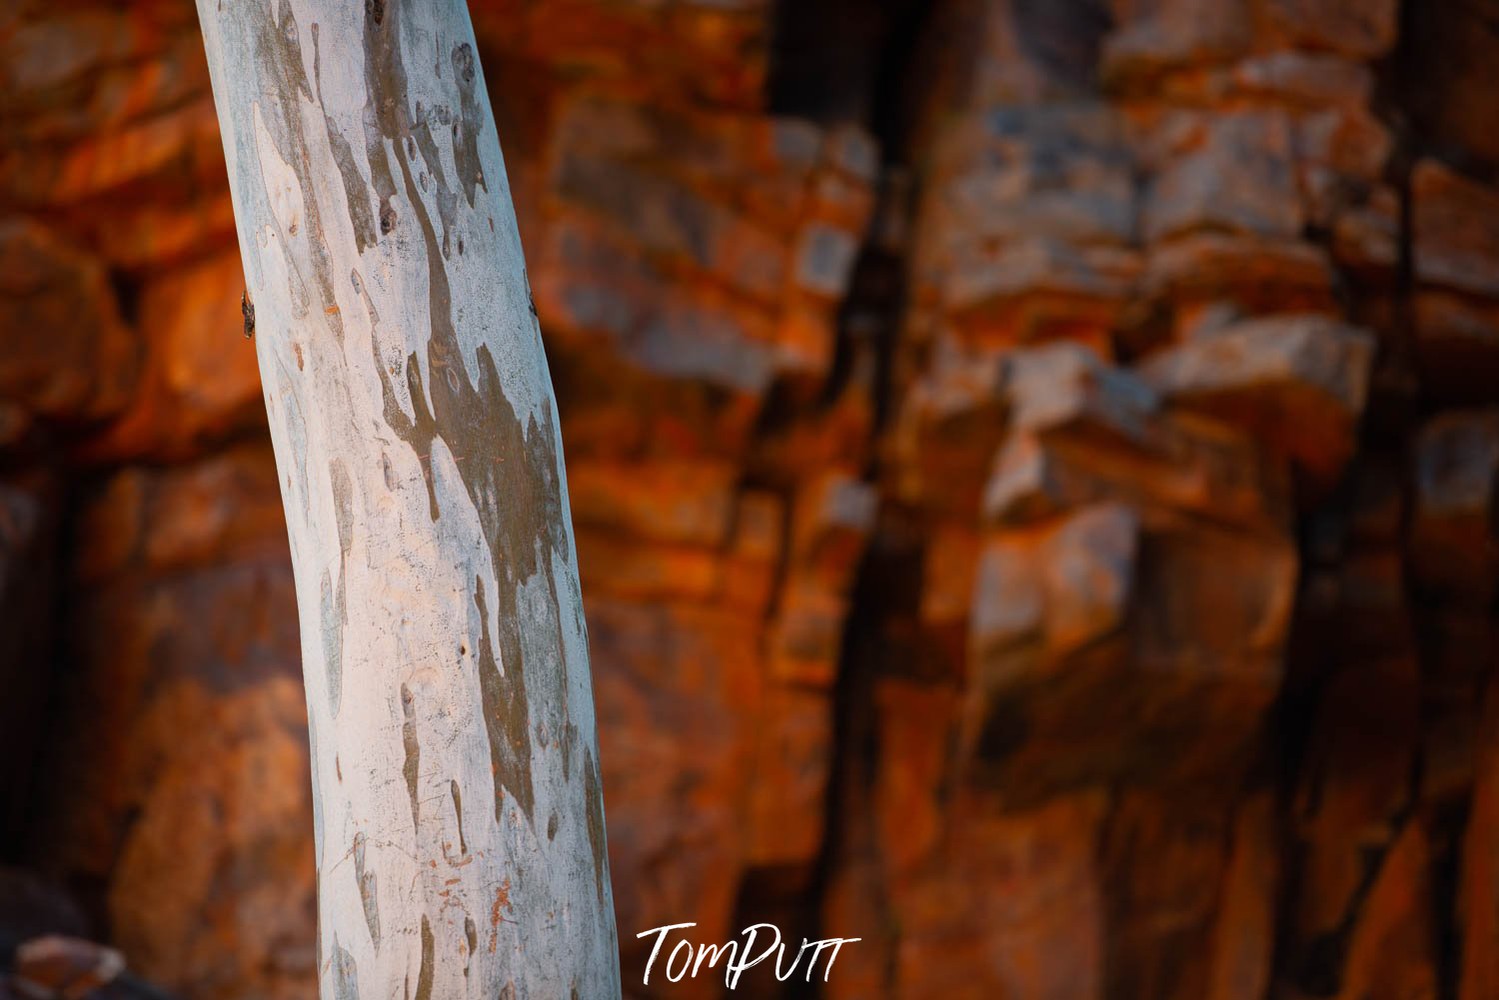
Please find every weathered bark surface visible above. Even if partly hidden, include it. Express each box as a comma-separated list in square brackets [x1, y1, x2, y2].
[194, 1, 620, 996]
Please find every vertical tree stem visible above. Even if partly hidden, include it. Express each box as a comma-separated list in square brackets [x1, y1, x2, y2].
[195, 1, 621, 995]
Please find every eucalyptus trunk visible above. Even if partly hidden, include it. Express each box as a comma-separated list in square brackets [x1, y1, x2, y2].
[194, 1, 621, 996]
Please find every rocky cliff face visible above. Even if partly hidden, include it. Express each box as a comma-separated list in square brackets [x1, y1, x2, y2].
[2, 0, 1498, 997]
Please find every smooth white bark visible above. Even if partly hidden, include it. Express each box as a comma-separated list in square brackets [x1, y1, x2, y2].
[195, 1, 620, 996]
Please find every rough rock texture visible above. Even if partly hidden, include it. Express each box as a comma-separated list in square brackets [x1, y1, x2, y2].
[44, 446, 313, 1000]
[2, 0, 1499, 997]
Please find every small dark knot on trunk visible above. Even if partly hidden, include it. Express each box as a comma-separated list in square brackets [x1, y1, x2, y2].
[453, 43, 476, 85]
[241, 291, 255, 339]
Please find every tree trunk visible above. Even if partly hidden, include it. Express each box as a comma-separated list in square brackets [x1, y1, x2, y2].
[194, 2, 621, 996]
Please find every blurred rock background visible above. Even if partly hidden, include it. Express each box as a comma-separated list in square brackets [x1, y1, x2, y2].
[1, 0, 1498, 997]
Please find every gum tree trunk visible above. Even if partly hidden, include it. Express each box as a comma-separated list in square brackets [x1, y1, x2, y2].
[194, 2, 621, 996]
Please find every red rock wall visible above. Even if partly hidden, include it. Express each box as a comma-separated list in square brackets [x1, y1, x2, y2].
[2, 0, 1498, 997]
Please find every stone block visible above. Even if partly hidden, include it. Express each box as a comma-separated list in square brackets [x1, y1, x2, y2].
[1139, 314, 1374, 483]
[1414, 159, 1499, 298]
[1143, 112, 1302, 242]
[1409, 409, 1499, 603]
[1257, 0, 1398, 60]
[965, 511, 1292, 801]
[0, 219, 136, 437]
[1003, 340, 1160, 446]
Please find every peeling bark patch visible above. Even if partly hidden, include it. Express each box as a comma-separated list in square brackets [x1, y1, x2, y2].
[547, 811, 558, 842]
[375, 351, 439, 521]
[450, 778, 467, 855]
[437, 189, 458, 258]
[332, 937, 359, 1000]
[349, 268, 378, 322]
[411, 118, 457, 256]
[330, 458, 355, 558]
[311, 23, 376, 254]
[400, 683, 421, 830]
[414, 916, 435, 1000]
[583, 747, 607, 905]
[248, 0, 344, 341]
[353, 831, 381, 950]
[329, 125, 377, 252]
[473, 578, 535, 820]
[325, 458, 354, 715]
[449, 43, 486, 207]
[360, 0, 584, 837]
[274, 366, 309, 522]
[359, 6, 398, 227]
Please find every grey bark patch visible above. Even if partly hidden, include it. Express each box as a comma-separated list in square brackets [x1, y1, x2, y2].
[349, 267, 378, 322]
[450, 778, 467, 855]
[414, 915, 435, 1000]
[437, 188, 458, 258]
[329, 125, 378, 253]
[583, 747, 607, 905]
[473, 578, 535, 820]
[450, 42, 485, 206]
[375, 351, 440, 521]
[400, 683, 420, 829]
[332, 936, 360, 1000]
[358, 6, 398, 227]
[326, 459, 353, 717]
[274, 366, 310, 522]
[353, 831, 381, 950]
[410, 115, 458, 256]
[464, 916, 478, 978]
[330, 458, 355, 557]
[319, 568, 345, 716]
